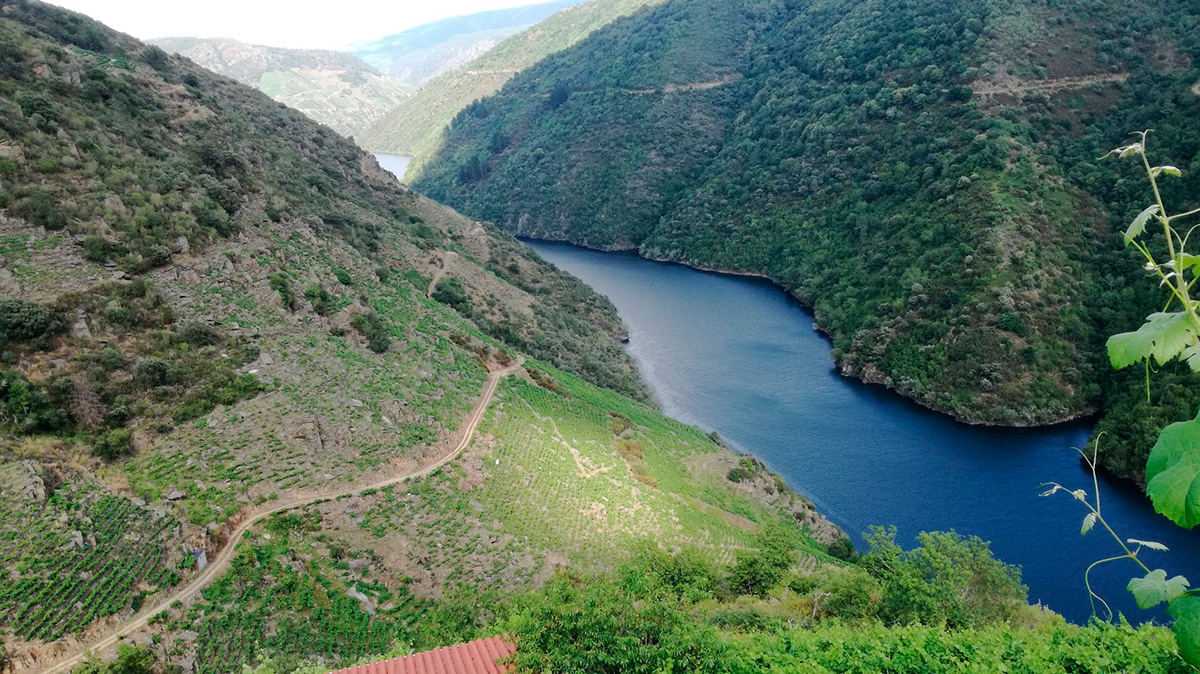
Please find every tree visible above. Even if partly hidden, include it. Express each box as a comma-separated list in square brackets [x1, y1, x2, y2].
[861, 527, 1027, 628]
[504, 573, 732, 674]
[547, 82, 570, 109]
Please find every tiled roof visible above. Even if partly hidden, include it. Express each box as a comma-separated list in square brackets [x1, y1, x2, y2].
[327, 636, 517, 674]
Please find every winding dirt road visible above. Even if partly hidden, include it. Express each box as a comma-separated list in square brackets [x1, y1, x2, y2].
[27, 359, 523, 674]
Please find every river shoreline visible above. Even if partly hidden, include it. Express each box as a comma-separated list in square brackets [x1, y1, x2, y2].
[518, 234, 1096, 430]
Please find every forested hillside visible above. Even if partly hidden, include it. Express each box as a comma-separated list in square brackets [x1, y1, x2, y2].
[416, 0, 1200, 481]
[150, 37, 411, 137]
[0, 3, 1193, 673]
[0, 2, 869, 670]
[358, 0, 667, 176]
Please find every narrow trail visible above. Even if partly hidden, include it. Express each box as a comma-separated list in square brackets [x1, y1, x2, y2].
[426, 252, 456, 298]
[972, 73, 1128, 97]
[27, 359, 524, 674]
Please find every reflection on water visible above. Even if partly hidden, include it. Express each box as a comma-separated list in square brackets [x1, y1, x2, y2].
[526, 239, 1200, 624]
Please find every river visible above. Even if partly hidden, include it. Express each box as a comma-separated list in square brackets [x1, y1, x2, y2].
[524, 239, 1200, 625]
[374, 153, 413, 182]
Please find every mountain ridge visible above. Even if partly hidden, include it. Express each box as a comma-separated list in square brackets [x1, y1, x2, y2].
[413, 0, 1200, 479]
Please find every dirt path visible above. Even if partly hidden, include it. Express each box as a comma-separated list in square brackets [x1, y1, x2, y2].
[426, 251, 456, 298]
[26, 359, 523, 674]
[972, 73, 1128, 97]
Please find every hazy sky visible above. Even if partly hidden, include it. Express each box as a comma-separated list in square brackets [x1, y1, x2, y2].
[45, 0, 544, 50]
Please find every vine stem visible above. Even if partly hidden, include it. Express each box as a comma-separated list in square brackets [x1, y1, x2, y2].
[1139, 132, 1200, 335]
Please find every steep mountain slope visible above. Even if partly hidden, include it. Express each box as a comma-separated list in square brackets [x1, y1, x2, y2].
[0, 2, 849, 670]
[351, 0, 589, 85]
[150, 37, 412, 137]
[415, 0, 1200, 476]
[358, 0, 667, 175]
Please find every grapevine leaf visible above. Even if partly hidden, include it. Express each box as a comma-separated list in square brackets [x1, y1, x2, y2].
[1180, 254, 1200, 273]
[1081, 513, 1096, 535]
[1127, 538, 1170, 552]
[1127, 569, 1190, 609]
[1168, 595, 1200, 669]
[1184, 343, 1200, 373]
[1106, 312, 1197, 369]
[1145, 411, 1200, 529]
[1125, 205, 1160, 245]
[1152, 165, 1183, 178]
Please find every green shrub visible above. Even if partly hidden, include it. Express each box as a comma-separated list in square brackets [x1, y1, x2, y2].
[268, 273, 296, 311]
[351, 312, 391, 353]
[304, 284, 336, 316]
[0, 298, 60, 345]
[432, 277, 474, 315]
[861, 527, 1027, 629]
[92, 428, 133, 461]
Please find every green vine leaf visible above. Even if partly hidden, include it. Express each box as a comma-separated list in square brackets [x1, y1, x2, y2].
[1127, 569, 1190, 609]
[1125, 205, 1160, 245]
[1169, 595, 1200, 669]
[1128, 538, 1170, 552]
[1107, 312, 1197, 369]
[1180, 254, 1200, 274]
[1184, 343, 1200, 373]
[1152, 166, 1184, 178]
[1145, 411, 1200, 529]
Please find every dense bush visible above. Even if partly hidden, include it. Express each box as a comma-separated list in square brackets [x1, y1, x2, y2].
[351, 312, 392, 353]
[0, 299, 61, 346]
[861, 527, 1027, 629]
[432, 277, 474, 316]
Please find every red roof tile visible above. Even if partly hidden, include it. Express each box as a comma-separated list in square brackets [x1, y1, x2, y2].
[327, 637, 516, 674]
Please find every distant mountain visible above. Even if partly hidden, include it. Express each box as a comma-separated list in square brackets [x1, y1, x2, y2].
[151, 37, 412, 137]
[351, 0, 590, 86]
[415, 0, 1200, 480]
[358, 0, 666, 174]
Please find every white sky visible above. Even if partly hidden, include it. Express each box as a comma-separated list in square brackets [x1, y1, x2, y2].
[44, 0, 543, 50]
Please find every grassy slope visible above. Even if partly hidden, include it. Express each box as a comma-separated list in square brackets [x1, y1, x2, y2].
[357, 0, 668, 172]
[0, 3, 839, 667]
[414, 0, 1200, 472]
[129, 361, 840, 672]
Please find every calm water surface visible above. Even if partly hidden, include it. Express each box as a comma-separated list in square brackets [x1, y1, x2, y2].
[526, 239, 1200, 624]
[374, 153, 413, 182]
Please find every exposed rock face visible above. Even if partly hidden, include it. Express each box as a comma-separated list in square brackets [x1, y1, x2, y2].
[10, 461, 48, 503]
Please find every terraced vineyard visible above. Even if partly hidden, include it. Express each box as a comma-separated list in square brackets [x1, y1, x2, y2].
[0, 462, 182, 642]
[161, 533, 419, 674]
[469, 368, 818, 568]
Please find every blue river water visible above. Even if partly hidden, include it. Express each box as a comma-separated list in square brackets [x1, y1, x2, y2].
[525, 239, 1200, 625]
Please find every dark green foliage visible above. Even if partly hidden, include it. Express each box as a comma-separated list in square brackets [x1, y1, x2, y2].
[74, 645, 154, 674]
[0, 369, 70, 433]
[269, 273, 296, 311]
[861, 526, 1027, 629]
[431, 277, 474, 315]
[333, 267, 354, 286]
[92, 428, 133, 461]
[506, 573, 731, 674]
[547, 82, 570, 109]
[0, 299, 60, 346]
[825, 536, 858, 562]
[415, 0, 1200, 460]
[174, 321, 221, 347]
[304, 284, 336, 316]
[351, 312, 392, 353]
[142, 45, 169, 72]
[728, 524, 800, 597]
